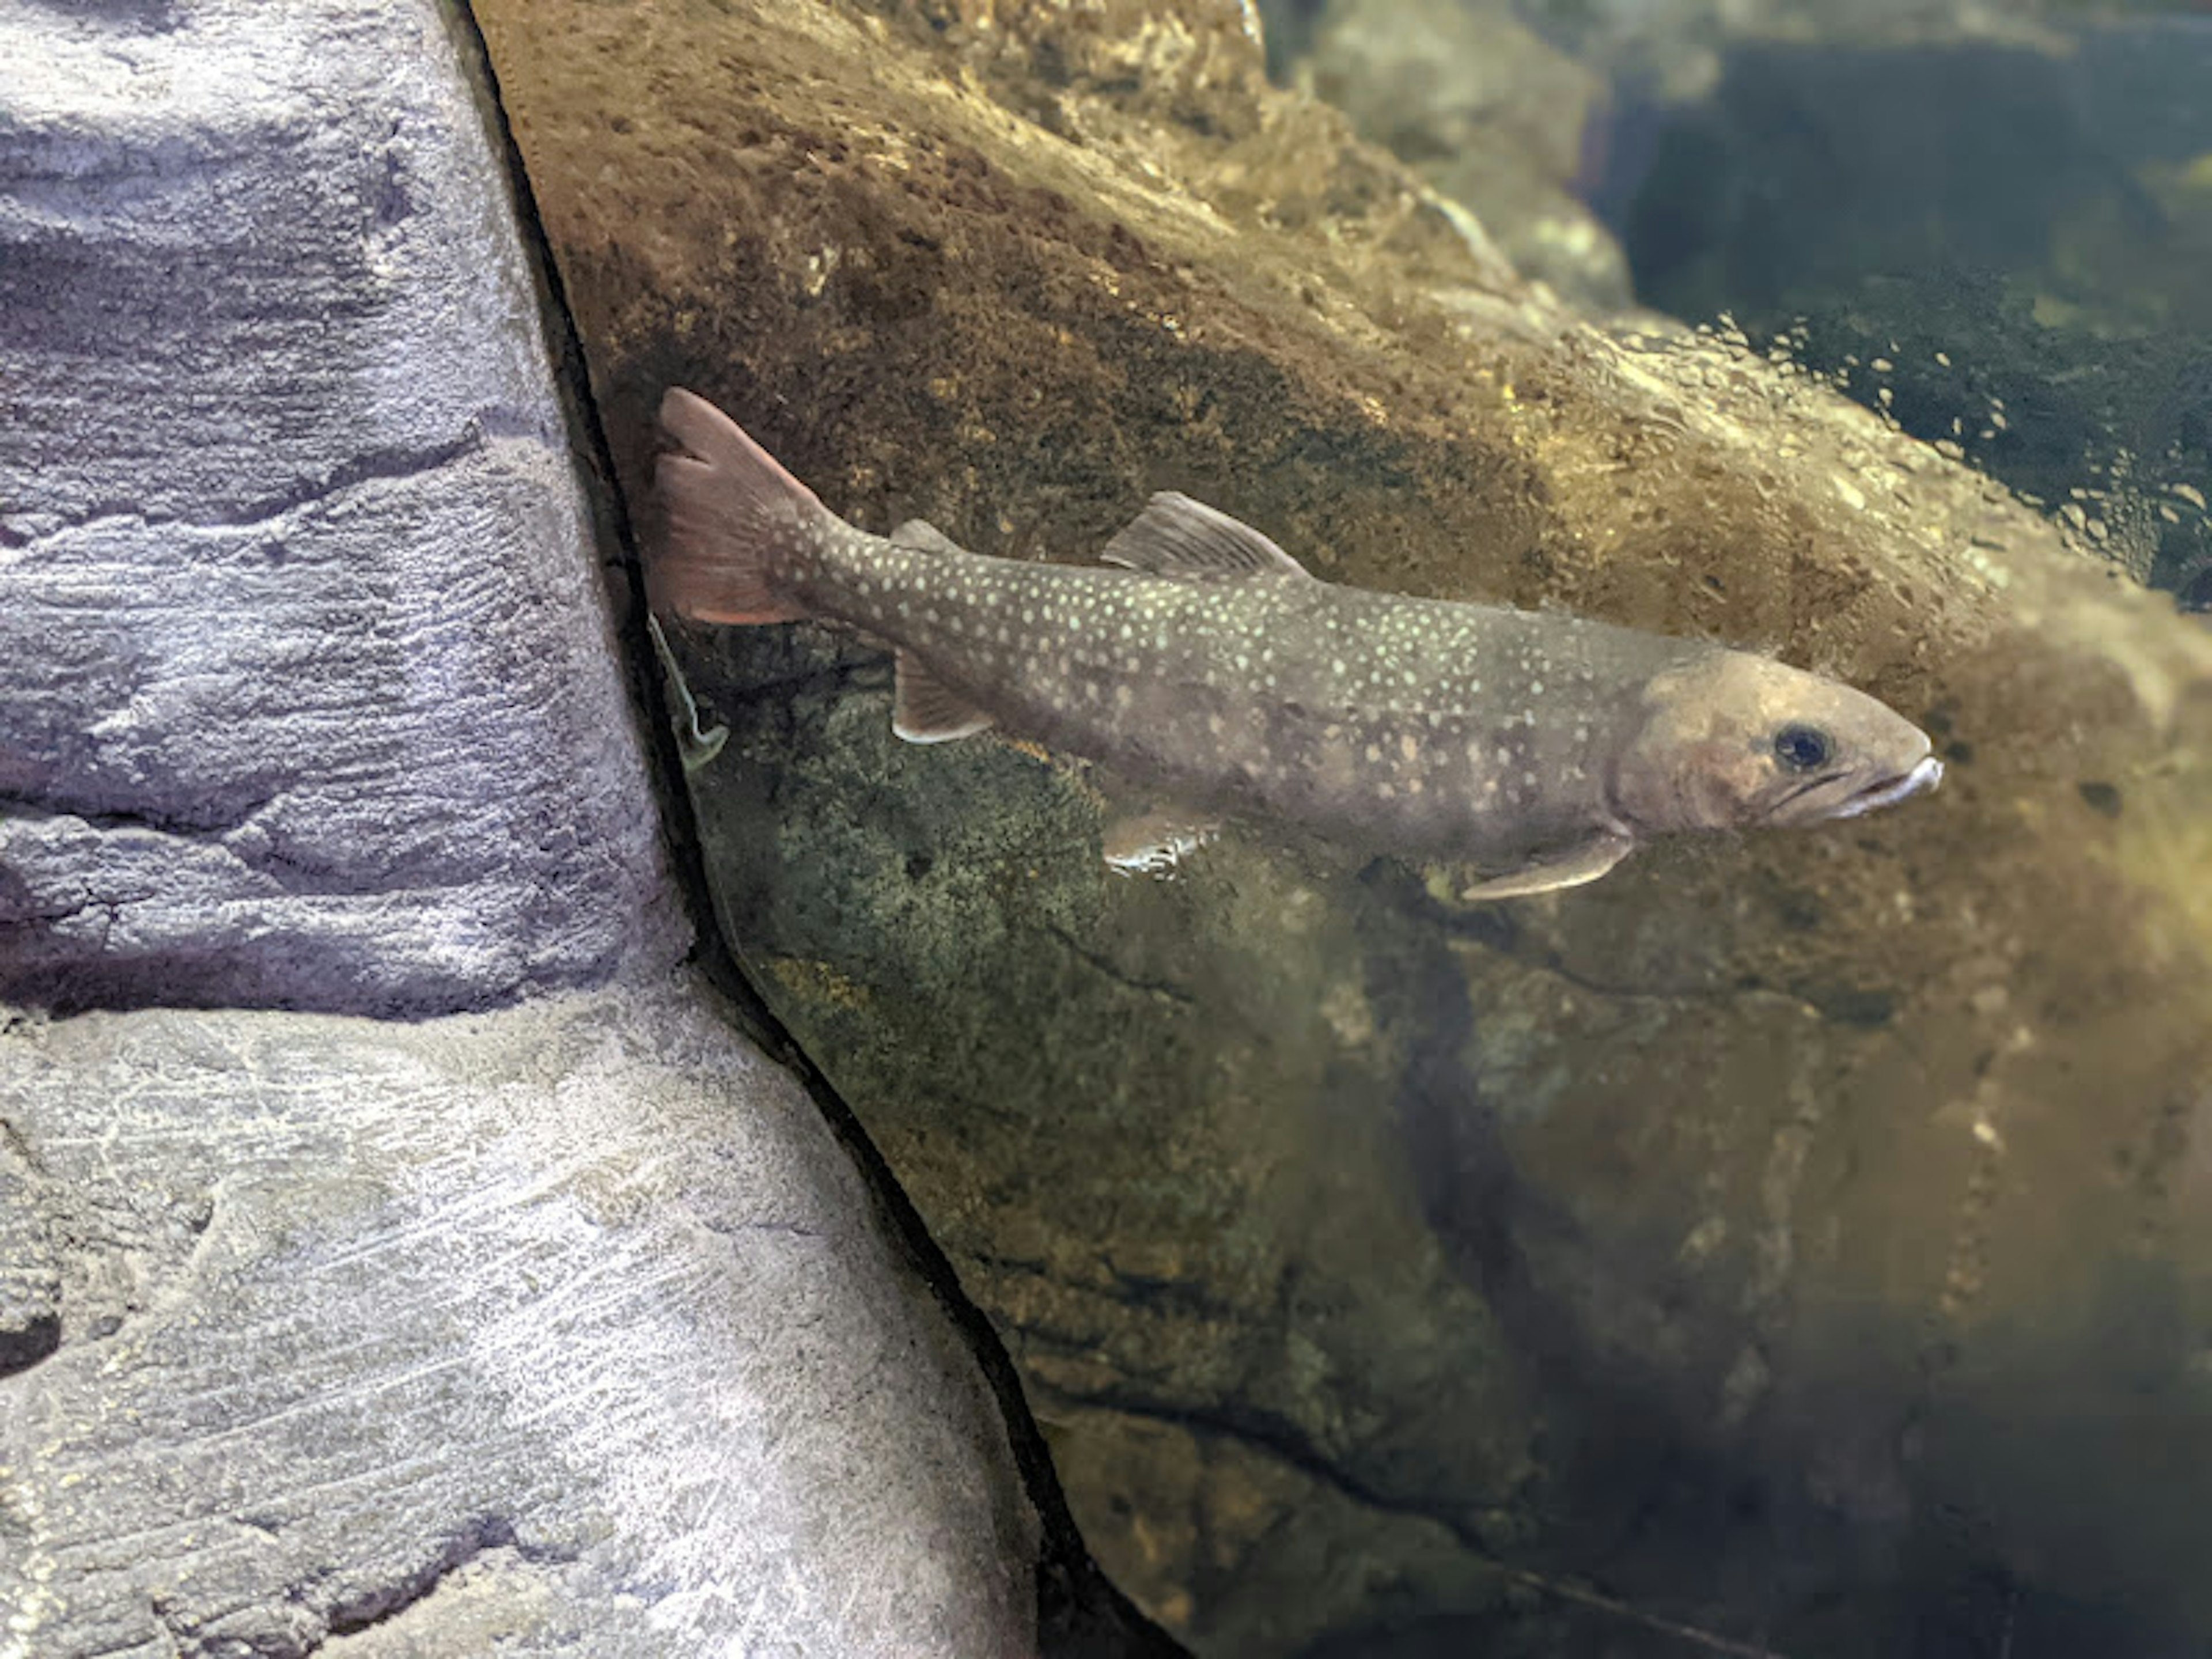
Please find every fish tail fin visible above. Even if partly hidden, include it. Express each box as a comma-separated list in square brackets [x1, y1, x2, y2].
[652, 387, 828, 624]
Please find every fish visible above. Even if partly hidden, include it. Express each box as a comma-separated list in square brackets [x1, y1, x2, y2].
[650, 387, 1942, 898]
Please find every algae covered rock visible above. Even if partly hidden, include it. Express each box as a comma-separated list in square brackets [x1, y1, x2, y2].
[479, 0, 2212, 1652]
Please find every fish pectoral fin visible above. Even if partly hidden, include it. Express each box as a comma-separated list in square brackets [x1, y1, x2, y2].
[1101, 807, 1220, 878]
[1457, 832, 1636, 902]
[1099, 493, 1315, 583]
[890, 518, 965, 556]
[892, 650, 997, 744]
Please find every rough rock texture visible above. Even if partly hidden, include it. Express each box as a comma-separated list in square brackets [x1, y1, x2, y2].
[478, 0, 2212, 1654]
[0, 3, 1071, 1655]
[0, 0, 674, 1017]
[0, 986, 1038, 1659]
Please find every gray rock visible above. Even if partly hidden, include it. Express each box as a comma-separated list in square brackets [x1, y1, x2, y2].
[0, 3, 1059, 1656]
[0, 0, 676, 1017]
[0, 984, 1039, 1659]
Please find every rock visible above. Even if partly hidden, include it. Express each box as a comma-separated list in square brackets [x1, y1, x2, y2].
[1506, 0, 2077, 107]
[1296, 0, 1636, 313]
[0, 3, 1113, 1654]
[478, 0, 2212, 1653]
[0, 0, 675, 1017]
[0, 984, 1039, 1659]
[1605, 22, 2212, 612]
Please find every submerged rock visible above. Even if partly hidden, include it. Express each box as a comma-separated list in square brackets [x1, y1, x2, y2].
[1604, 22, 2212, 613]
[480, 0, 2212, 1652]
[1295, 0, 1635, 313]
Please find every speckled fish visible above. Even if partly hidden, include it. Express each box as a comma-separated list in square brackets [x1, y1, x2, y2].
[652, 388, 1941, 898]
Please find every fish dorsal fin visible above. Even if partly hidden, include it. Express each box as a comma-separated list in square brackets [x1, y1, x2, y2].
[892, 649, 995, 744]
[1100, 493, 1313, 583]
[891, 518, 965, 556]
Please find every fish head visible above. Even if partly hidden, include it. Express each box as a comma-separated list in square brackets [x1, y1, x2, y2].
[1610, 650, 1943, 836]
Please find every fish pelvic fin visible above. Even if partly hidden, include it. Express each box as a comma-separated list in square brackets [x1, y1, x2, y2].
[1457, 831, 1635, 902]
[892, 650, 996, 744]
[1100, 493, 1316, 583]
[652, 387, 824, 625]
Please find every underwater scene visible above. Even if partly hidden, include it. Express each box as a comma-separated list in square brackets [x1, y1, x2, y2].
[512, 0, 2211, 1653]
[556, 0, 2212, 1652]
[4, 0, 2211, 1654]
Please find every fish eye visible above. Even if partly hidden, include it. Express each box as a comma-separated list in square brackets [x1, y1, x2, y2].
[1773, 724, 1832, 772]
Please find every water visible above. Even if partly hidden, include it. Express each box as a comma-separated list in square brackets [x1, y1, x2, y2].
[591, 1, 2212, 1653]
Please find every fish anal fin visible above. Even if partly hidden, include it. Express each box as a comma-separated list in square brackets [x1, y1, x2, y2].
[891, 518, 966, 556]
[1102, 807, 1220, 878]
[1100, 493, 1313, 582]
[892, 651, 995, 744]
[1458, 831, 1635, 902]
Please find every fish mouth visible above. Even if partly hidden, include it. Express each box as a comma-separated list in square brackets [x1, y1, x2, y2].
[1831, 754, 1945, 820]
[1762, 752, 1944, 826]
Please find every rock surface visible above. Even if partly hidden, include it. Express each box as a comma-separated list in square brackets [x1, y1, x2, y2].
[0, 3, 1081, 1655]
[0, 0, 674, 1017]
[482, 0, 2212, 1653]
[1296, 0, 1635, 313]
[0, 985, 1039, 1659]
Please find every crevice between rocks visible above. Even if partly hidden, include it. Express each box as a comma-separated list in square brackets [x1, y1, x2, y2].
[0, 1312, 62, 1379]
[20, 432, 493, 543]
[1082, 1388, 1788, 1659]
[443, 7, 1188, 1653]
[0, 791, 275, 843]
[0, 1113, 45, 1175]
[1035, 921, 1198, 1007]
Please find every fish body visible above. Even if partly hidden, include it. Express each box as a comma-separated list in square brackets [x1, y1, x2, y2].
[652, 388, 1941, 894]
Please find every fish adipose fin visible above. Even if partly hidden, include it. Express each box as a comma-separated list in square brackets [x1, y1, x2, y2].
[1100, 493, 1315, 583]
[653, 387, 820, 625]
[1458, 831, 1635, 902]
[891, 518, 965, 556]
[893, 651, 996, 744]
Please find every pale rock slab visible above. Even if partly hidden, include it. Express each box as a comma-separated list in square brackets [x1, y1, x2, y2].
[0, 2, 1048, 1655]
